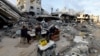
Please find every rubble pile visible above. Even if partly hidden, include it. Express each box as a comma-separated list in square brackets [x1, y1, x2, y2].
[57, 22, 100, 56]
[0, 16, 100, 56]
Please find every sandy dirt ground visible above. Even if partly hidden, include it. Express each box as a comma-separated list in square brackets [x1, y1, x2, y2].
[0, 37, 38, 56]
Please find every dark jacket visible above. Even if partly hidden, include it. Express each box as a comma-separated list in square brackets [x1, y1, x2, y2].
[35, 26, 41, 35]
[21, 28, 29, 37]
[49, 26, 56, 33]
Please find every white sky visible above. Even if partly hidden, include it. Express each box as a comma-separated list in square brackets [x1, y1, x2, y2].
[8, 0, 100, 15]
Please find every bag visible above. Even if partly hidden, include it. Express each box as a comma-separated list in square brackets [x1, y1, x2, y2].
[39, 38, 48, 46]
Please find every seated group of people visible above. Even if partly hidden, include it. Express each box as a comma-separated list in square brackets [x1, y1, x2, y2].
[20, 23, 60, 44]
[20, 23, 42, 44]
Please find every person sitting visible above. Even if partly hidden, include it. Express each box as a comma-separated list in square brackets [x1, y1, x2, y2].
[49, 25, 56, 33]
[35, 23, 42, 39]
[48, 25, 57, 39]
[49, 25, 60, 41]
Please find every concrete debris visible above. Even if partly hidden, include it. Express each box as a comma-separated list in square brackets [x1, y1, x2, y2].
[0, 17, 100, 56]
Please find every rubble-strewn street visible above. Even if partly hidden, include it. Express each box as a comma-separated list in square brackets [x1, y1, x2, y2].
[0, 22, 100, 56]
[1, 0, 100, 56]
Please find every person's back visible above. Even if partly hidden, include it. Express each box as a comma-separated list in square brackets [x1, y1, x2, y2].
[35, 26, 41, 35]
[21, 26, 31, 44]
[35, 23, 41, 33]
[35, 23, 42, 39]
[49, 26, 56, 33]
[21, 26, 28, 37]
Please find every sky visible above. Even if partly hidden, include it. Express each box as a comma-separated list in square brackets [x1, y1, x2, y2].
[8, 0, 100, 15]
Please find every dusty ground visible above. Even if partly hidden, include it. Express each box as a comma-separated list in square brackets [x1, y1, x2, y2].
[0, 37, 38, 56]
